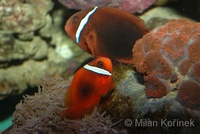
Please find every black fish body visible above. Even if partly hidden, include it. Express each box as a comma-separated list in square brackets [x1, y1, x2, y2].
[65, 7, 148, 63]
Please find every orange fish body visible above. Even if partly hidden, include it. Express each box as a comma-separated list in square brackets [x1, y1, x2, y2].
[65, 6, 148, 64]
[62, 57, 113, 119]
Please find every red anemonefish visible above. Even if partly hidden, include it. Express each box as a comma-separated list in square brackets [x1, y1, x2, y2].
[65, 6, 148, 64]
[62, 57, 113, 119]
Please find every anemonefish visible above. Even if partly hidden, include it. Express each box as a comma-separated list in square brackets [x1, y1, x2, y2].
[65, 6, 148, 64]
[62, 57, 113, 119]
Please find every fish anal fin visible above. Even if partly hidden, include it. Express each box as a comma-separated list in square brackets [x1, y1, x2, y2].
[62, 94, 101, 119]
[64, 87, 73, 107]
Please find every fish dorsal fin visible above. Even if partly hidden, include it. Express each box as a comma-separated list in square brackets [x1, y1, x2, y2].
[84, 64, 111, 76]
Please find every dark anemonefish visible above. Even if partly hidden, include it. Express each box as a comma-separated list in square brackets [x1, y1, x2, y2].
[65, 6, 148, 64]
[62, 57, 113, 119]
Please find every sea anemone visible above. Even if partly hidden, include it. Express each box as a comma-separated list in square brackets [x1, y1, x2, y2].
[8, 77, 124, 133]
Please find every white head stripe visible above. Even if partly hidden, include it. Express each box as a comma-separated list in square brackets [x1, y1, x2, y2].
[75, 6, 98, 43]
[84, 64, 111, 76]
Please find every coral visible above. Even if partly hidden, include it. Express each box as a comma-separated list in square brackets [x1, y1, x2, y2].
[140, 7, 190, 30]
[132, 18, 200, 110]
[0, 33, 14, 64]
[0, 0, 91, 100]
[6, 77, 124, 134]
[58, 0, 156, 13]
[0, 0, 53, 34]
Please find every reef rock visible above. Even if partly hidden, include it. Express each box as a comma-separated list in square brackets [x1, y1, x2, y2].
[132, 18, 200, 110]
[58, 0, 156, 13]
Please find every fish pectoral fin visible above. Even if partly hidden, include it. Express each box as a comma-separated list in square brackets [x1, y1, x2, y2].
[110, 81, 115, 89]
[100, 91, 114, 105]
[85, 30, 97, 56]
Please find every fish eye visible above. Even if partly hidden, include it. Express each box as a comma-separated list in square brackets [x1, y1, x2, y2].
[97, 61, 104, 68]
[72, 16, 78, 23]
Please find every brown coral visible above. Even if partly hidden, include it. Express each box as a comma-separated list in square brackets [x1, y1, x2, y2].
[191, 63, 200, 82]
[58, 0, 156, 13]
[132, 18, 200, 109]
[144, 74, 168, 98]
[176, 80, 200, 109]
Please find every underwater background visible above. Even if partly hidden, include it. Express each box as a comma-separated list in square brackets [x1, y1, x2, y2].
[0, 0, 200, 133]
